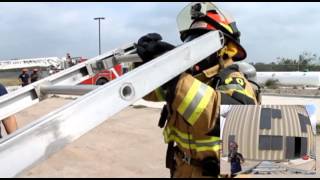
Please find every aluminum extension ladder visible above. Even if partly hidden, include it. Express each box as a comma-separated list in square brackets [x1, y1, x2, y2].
[0, 31, 224, 177]
[247, 161, 315, 175]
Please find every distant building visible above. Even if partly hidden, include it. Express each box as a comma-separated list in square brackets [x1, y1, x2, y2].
[221, 105, 316, 161]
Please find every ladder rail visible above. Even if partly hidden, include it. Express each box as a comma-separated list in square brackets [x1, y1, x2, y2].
[0, 31, 224, 177]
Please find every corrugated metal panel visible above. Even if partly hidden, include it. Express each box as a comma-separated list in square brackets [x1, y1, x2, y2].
[221, 105, 314, 161]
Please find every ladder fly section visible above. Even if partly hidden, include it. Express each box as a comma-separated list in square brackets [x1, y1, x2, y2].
[238, 161, 316, 175]
[0, 31, 224, 177]
[0, 43, 137, 122]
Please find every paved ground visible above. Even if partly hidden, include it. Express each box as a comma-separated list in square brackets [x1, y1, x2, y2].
[262, 88, 320, 98]
[12, 97, 168, 178]
[262, 95, 320, 105]
[221, 159, 316, 178]
[220, 157, 261, 177]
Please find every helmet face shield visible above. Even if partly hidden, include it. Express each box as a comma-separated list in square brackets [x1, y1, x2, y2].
[177, 2, 247, 61]
[177, 2, 212, 33]
[182, 29, 209, 43]
[177, 2, 236, 34]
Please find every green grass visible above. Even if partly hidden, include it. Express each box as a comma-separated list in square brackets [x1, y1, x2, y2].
[265, 79, 279, 89]
[0, 78, 20, 86]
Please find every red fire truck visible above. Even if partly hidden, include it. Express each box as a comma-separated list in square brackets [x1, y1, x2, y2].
[68, 56, 123, 85]
[81, 64, 123, 85]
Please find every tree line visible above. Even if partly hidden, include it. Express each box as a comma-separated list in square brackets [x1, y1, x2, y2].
[250, 52, 320, 71]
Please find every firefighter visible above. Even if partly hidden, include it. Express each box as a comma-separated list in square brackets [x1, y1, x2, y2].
[135, 2, 259, 178]
[19, 68, 30, 87]
[30, 69, 39, 83]
[228, 141, 244, 178]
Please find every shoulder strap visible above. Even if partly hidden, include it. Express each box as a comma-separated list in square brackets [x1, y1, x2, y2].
[210, 64, 240, 89]
[247, 79, 262, 105]
[158, 104, 169, 128]
[217, 64, 240, 82]
[166, 141, 176, 178]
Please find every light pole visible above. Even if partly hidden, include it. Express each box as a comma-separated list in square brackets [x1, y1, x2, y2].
[94, 17, 105, 55]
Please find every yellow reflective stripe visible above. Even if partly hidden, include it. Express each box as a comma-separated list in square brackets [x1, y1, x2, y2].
[163, 127, 191, 148]
[196, 136, 220, 143]
[236, 77, 244, 86]
[165, 134, 221, 153]
[164, 126, 215, 142]
[165, 133, 192, 149]
[155, 88, 165, 101]
[196, 144, 221, 152]
[163, 126, 173, 143]
[220, 23, 233, 34]
[223, 89, 234, 97]
[177, 80, 201, 115]
[163, 129, 170, 143]
[164, 126, 221, 143]
[182, 83, 207, 121]
[163, 127, 221, 153]
[164, 126, 190, 140]
[225, 77, 233, 84]
[187, 86, 213, 125]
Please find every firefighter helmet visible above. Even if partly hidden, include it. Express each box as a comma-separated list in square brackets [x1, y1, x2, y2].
[177, 2, 246, 61]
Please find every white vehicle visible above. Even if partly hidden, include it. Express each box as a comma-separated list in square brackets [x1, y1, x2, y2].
[257, 71, 320, 87]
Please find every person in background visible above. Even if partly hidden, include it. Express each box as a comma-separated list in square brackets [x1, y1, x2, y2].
[228, 141, 244, 178]
[0, 83, 18, 138]
[30, 69, 39, 83]
[66, 53, 75, 67]
[19, 68, 30, 87]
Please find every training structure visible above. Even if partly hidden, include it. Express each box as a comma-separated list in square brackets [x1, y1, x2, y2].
[0, 31, 224, 177]
[221, 105, 316, 161]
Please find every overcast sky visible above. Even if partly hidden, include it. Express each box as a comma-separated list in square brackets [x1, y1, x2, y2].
[305, 104, 318, 133]
[0, 2, 319, 63]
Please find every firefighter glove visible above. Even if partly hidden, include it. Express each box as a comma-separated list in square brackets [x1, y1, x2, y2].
[136, 33, 175, 63]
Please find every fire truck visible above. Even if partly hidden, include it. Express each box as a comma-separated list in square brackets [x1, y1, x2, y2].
[0, 54, 124, 86]
[68, 56, 124, 85]
[81, 64, 123, 85]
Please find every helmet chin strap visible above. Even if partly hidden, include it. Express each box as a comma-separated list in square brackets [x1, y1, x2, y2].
[217, 46, 228, 70]
[218, 56, 225, 70]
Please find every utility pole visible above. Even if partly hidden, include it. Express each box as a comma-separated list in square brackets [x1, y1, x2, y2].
[94, 17, 105, 55]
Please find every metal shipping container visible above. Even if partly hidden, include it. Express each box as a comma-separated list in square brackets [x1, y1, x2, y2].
[221, 105, 315, 161]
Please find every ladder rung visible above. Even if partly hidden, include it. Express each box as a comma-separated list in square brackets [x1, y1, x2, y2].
[40, 85, 99, 96]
